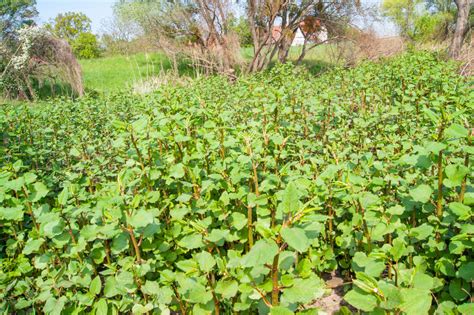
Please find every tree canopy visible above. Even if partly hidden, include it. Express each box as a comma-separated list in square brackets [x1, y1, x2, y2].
[0, 0, 37, 41]
[45, 12, 92, 42]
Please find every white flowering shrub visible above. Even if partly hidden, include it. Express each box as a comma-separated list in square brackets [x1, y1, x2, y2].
[10, 26, 47, 70]
[1, 25, 83, 100]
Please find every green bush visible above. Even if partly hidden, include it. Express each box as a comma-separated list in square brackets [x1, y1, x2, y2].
[414, 12, 454, 42]
[72, 32, 101, 59]
[230, 17, 253, 47]
[0, 53, 472, 314]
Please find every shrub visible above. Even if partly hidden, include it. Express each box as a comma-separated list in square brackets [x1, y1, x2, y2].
[0, 53, 472, 314]
[0, 26, 83, 100]
[414, 12, 454, 42]
[72, 32, 101, 59]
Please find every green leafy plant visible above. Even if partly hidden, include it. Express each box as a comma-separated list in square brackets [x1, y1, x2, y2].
[72, 32, 101, 59]
[0, 52, 472, 314]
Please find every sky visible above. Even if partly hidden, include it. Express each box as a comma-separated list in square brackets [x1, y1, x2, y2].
[36, 0, 116, 33]
[36, 0, 398, 37]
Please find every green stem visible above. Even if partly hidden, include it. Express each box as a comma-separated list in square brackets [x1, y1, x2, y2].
[271, 253, 280, 306]
[436, 149, 444, 219]
[459, 152, 469, 202]
[247, 204, 253, 251]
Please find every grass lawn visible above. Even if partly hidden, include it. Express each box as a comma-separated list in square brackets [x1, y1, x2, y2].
[79, 52, 191, 93]
[80, 46, 335, 93]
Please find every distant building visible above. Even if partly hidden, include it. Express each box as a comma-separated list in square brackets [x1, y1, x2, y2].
[271, 18, 328, 46]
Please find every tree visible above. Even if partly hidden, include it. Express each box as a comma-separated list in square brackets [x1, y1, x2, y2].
[0, 0, 37, 42]
[246, 0, 361, 72]
[230, 16, 253, 46]
[45, 12, 92, 42]
[426, 0, 455, 12]
[115, 0, 242, 74]
[45, 12, 100, 59]
[449, 0, 472, 57]
[381, 0, 422, 39]
[72, 32, 101, 59]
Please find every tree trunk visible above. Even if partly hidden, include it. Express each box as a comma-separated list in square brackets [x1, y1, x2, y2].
[278, 34, 293, 63]
[296, 42, 307, 65]
[450, 0, 471, 58]
[277, 8, 292, 64]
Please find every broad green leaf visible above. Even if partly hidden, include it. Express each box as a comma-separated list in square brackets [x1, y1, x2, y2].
[176, 259, 199, 273]
[116, 271, 137, 293]
[270, 306, 294, 315]
[449, 202, 471, 220]
[387, 205, 405, 216]
[344, 287, 377, 312]
[169, 163, 185, 179]
[104, 277, 120, 298]
[215, 280, 238, 299]
[0, 206, 24, 221]
[390, 238, 407, 261]
[449, 279, 469, 301]
[400, 288, 432, 315]
[32, 182, 49, 202]
[111, 233, 129, 254]
[42, 216, 65, 238]
[176, 193, 192, 203]
[90, 276, 102, 296]
[458, 262, 474, 281]
[281, 227, 310, 253]
[179, 234, 204, 249]
[359, 192, 380, 209]
[131, 117, 148, 132]
[413, 272, 434, 290]
[22, 238, 44, 255]
[281, 275, 324, 305]
[183, 282, 213, 304]
[132, 303, 154, 314]
[206, 229, 229, 245]
[231, 212, 247, 230]
[195, 251, 216, 273]
[281, 181, 299, 213]
[378, 281, 402, 310]
[242, 239, 278, 267]
[435, 257, 455, 277]
[353, 272, 379, 294]
[23, 172, 37, 184]
[425, 142, 446, 154]
[57, 187, 69, 206]
[94, 299, 108, 314]
[409, 224, 434, 241]
[409, 185, 432, 203]
[43, 296, 67, 315]
[445, 123, 468, 138]
[458, 303, 474, 315]
[129, 209, 154, 228]
[422, 108, 439, 124]
[445, 164, 469, 187]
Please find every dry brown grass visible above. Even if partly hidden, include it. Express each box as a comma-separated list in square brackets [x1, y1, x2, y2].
[340, 31, 405, 65]
[132, 72, 192, 95]
[457, 34, 473, 77]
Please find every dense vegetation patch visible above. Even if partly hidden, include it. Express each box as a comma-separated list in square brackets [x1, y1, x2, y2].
[1, 53, 472, 314]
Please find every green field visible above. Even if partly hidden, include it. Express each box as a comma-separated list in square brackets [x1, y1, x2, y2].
[1, 52, 472, 314]
[79, 53, 178, 92]
[80, 46, 334, 93]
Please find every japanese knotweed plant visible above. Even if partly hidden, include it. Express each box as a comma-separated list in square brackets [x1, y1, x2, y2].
[0, 52, 472, 315]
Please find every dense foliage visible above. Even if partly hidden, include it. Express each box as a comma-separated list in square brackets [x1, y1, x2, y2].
[0, 53, 472, 314]
[72, 32, 101, 60]
[0, 0, 37, 42]
[45, 12, 101, 59]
